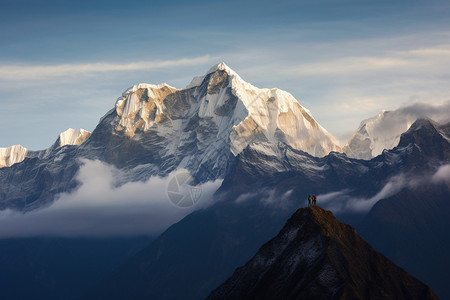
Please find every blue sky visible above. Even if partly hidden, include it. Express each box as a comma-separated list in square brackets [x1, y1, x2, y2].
[1, 0, 450, 149]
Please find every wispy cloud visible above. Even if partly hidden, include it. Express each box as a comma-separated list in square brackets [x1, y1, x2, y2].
[287, 45, 450, 76]
[394, 46, 450, 56]
[0, 159, 222, 237]
[319, 165, 450, 214]
[0, 56, 215, 80]
[432, 164, 450, 185]
[289, 56, 409, 76]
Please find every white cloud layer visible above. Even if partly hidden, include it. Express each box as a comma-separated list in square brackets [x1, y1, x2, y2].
[0, 159, 222, 237]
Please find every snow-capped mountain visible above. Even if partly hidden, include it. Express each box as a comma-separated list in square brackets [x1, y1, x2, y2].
[104, 62, 340, 174]
[344, 103, 450, 160]
[0, 128, 91, 168]
[87, 62, 340, 181]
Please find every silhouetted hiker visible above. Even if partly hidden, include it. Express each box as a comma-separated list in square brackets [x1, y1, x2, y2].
[312, 194, 317, 206]
[308, 195, 312, 207]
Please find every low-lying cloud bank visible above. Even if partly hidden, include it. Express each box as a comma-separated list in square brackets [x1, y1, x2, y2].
[0, 159, 222, 238]
[318, 164, 450, 214]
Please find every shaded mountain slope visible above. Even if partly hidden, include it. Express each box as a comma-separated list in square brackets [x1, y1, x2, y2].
[82, 200, 293, 300]
[359, 183, 450, 300]
[208, 206, 438, 300]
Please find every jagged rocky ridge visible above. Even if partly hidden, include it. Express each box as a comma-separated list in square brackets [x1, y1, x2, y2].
[0, 128, 91, 169]
[207, 206, 438, 300]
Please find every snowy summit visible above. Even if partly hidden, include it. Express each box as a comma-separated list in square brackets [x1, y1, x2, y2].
[111, 62, 341, 161]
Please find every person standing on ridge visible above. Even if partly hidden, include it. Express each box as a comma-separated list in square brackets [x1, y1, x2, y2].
[308, 195, 312, 207]
[312, 194, 317, 206]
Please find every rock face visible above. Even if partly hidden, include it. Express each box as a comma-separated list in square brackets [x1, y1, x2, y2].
[207, 206, 438, 300]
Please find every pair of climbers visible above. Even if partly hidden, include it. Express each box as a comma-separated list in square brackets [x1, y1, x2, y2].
[307, 194, 317, 207]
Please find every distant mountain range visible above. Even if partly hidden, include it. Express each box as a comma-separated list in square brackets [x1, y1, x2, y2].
[0, 63, 449, 299]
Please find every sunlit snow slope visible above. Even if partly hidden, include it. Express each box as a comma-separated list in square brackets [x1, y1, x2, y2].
[111, 62, 340, 161]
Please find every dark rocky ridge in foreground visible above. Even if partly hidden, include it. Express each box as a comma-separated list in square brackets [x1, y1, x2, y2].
[208, 206, 438, 300]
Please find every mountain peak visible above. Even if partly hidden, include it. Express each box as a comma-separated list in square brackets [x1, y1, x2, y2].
[206, 62, 234, 75]
[58, 128, 91, 147]
[395, 118, 450, 161]
[186, 62, 245, 89]
[398, 118, 442, 144]
[0, 144, 28, 168]
[406, 117, 438, 131]
[205, 62, 245, 82]
[208, 206, 438, 300]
